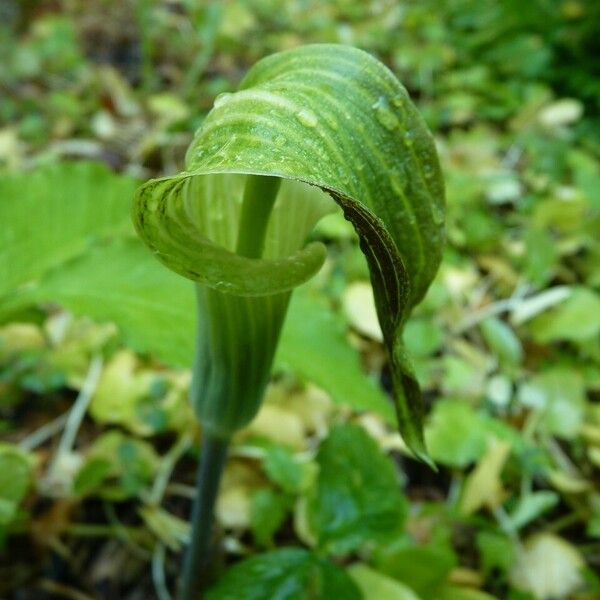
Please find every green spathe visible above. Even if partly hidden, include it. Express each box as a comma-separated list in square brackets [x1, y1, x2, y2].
[133, 43, 445, 460]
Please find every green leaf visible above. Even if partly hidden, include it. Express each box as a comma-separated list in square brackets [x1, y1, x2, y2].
[404, 318, 444, 358]
[19, 238, 394, 422]
[24, 239, 196, 365]
[436, 586, 499, 600]
[73, 457, 112, 497]
[250, 488, 292, 547]
[522, 227, 557, 287]
[133, 44, 444, 461]
[507, 491, 559, 530]
[476, 530, 515, 577]
[588, 510, 600, 539]
[0, 161, 136, 302]
[262, 445, 309, 494]
[205, 548, 361, 600]
[0, 444, 32, 526]
[480, 317, 523, 368]
[307, 423, 408, 555]
[375, 544, 457, 599]
[527, 287, 600, 343]
[425, 400, 488, 468]
[517, 369, 586, 439]
[348, 564, 422, 600]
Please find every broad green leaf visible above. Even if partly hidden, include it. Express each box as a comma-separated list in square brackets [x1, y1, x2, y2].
[517, 369, 586, 439]
[588, 510, 600, 539]
[348, 564, 422, 600]
[19, 239, 394, 422]
[507, 491, 559, 530]
[307, 423, 408, 555]
[375, 544, 457, 599]
[262, 444, 309, 494]
[425, 400, 489, 468]
[479, 317, 523, 368]
[73, 457, 112, 497]
[476, 530, 515, 577]
[0, 161, 136, 302]
[250, 488, 292, 547]
[404, 318, 444, 358]
[205, 547, 361, 600]
[25, 239, 195, 366]
[522, 227, 557, 287]
[527, 287, 600, 343]
[0, 444, 32, 526]
[436, 586, 498, 600]
[133, 44, 444, 460]
[568, 148, 600, 209]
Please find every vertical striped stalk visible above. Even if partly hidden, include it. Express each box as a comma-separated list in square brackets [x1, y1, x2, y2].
[178, 175, 287, 599]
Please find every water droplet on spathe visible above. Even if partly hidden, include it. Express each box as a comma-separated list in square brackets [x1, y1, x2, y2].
[337, 167, 349, 185]
[372, 96, 399, 131]
[431, 202, 444, 225]
[392, 95, 404, 108]
[296, 109, 318, 128]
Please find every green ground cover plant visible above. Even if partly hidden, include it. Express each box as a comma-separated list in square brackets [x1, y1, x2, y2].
[0, 1, 599, 599]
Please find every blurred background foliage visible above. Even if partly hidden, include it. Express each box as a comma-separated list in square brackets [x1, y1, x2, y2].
[0, 1, 599, 599]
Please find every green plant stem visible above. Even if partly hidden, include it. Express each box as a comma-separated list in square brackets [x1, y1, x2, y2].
[236, 174, 281, 258]
[178, 431, 229, 600]
[179, 174, 280, 598]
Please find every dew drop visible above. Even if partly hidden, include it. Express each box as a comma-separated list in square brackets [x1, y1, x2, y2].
[392, 95, 405, 108]
[431, 202, 444, 225]
[296, 109, 318, 128]
[213, 92, 233, 109]
[337, 166, 349, 185]
[372, 96, 399, 131]
[275, 135, 287, 146]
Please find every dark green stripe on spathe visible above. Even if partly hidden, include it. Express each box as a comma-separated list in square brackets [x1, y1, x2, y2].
[132, 44, 445, 463]
[192, 285, 291, 435]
